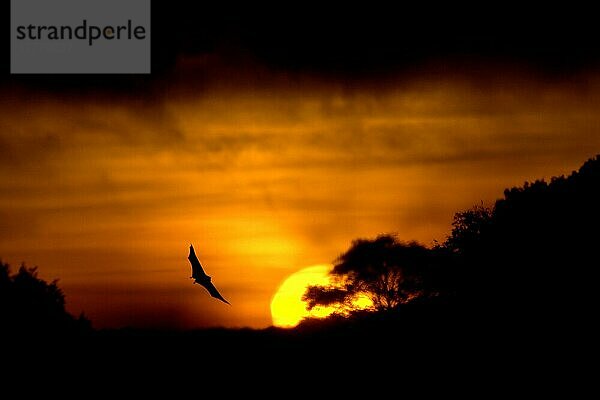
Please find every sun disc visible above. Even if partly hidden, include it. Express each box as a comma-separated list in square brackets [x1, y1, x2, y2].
[270, 265, 337, 328]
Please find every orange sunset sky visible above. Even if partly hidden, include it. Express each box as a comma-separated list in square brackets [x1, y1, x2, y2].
[2, 57, 600, 329]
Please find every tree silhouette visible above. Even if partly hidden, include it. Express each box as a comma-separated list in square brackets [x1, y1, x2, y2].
[0, 261, 91, 336]
[303, 235, 443, 313]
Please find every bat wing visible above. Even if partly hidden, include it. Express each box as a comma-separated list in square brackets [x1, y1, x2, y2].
[201, 281, 231, 305]
[188, 244, 207, 281]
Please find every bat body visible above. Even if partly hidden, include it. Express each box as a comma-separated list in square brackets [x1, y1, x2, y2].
[188, 244, 230, 305]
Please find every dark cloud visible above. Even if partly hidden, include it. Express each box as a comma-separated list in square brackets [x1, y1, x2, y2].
[149, 4, 600, 74]
[2, 3, 599, 94]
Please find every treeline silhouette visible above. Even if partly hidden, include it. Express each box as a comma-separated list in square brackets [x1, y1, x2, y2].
[0, 262, 91, 336]
[302, 154, 600, 336]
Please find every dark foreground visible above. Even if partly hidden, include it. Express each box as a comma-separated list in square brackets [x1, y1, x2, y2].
[5, 304, 574, 369]
[4, 306, 589, 397]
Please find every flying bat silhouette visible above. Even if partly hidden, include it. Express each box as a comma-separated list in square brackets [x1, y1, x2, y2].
[187, 244, 230, 305]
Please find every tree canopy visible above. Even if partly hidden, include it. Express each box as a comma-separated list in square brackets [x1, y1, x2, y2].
[303, 235, 450, 313]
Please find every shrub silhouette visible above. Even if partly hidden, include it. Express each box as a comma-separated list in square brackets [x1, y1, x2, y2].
[0, 262, 91, 336]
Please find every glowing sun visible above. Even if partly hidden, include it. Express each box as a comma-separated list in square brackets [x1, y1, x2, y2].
[270, 265, 338, 328]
